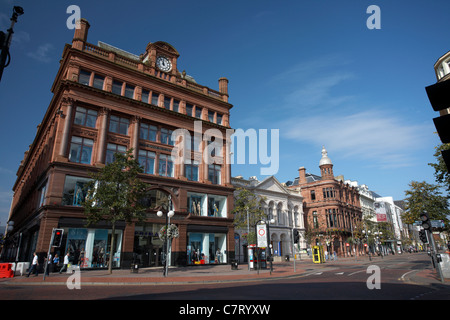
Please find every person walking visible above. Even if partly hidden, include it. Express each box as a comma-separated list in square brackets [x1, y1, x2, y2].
[26, 252, 39, 277]
[59, 252, 70, 274]
[53, 254, 60, 273]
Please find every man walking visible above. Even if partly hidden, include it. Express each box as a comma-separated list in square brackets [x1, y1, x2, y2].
[26, 252, 39, 277]
[59, 252, 70, 274]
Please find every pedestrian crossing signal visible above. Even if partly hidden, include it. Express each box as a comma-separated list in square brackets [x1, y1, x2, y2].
[52, 229, 64, 247]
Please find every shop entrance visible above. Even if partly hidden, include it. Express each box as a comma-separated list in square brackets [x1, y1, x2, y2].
[148, 245, 162, 267]
[134, 223, 165, 268]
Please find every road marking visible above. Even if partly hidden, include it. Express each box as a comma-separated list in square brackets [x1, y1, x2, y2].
[335, 272, 344, 275]
[400, 270, 416, 281]
[348, 270, 365, 276]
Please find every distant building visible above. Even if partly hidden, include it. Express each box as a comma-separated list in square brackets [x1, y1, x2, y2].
[375, 196, 407, 253]
[232, 176, 305, 263]
[287, 146, 362, 257]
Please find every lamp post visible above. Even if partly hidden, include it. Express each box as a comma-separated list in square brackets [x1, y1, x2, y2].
[0, 6, 24, 82]
[157, 195, 175, 277]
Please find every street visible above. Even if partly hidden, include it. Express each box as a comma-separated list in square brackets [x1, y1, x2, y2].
[0, 253, 448, 303]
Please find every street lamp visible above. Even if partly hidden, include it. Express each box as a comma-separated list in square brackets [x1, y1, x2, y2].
[157, 200, 175, 277]
[0, 6, 24, 82]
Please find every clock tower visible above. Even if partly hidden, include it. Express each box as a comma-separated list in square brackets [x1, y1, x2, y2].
[142, 41, 180, 76]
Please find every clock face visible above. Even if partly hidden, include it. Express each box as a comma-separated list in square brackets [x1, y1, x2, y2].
[156, 56, 172, 72]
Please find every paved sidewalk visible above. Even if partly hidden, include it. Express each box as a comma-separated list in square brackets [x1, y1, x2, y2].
[0, 260, 303, 286]
[0, 254, 448, 286]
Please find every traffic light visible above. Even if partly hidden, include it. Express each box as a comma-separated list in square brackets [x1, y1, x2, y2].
[293, 229, 300, 244]
[52, 229, 64, 247]
[419, 229, 429, 244]
[420, 211, 432, 231]
[425, 79, 450, 169]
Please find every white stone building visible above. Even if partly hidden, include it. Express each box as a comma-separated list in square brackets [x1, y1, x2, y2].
[232, 176, 305, 263]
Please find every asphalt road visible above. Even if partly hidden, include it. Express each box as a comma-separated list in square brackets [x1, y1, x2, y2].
[0, 253, 448, 304]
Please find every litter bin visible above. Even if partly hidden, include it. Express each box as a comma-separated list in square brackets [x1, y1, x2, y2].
[231, 260, 238, 270]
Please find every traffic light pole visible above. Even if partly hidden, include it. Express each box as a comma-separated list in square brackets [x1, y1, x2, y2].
[43, 228, 56, 281]
[426, 228, 445, 283]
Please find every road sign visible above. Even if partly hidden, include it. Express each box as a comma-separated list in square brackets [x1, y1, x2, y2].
[256, 224, 267, 247]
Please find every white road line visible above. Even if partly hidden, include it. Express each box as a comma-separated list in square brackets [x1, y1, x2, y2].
[335, 272, 344, 275]
[400, 270, 416, 281]
[348, 270, 365, 276]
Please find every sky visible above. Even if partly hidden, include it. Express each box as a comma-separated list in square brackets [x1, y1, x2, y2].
[0, 0, 448, 226]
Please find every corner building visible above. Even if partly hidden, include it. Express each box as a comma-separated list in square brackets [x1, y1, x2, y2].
[287, 147, 362, 257]
[4, 19, 235, 268]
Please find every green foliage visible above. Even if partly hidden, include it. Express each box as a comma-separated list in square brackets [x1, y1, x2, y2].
[232, 188, 268, 245]
[402, 180, 449, 225]
[83, 149, 147, 226]
[428, 143, 450, 192]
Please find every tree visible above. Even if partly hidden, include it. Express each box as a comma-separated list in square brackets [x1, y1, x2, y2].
[428, 143, 450, 192]
[402, 181, 450, 226]
[83, 149, 147, 274]
[232, 188, 267, 245]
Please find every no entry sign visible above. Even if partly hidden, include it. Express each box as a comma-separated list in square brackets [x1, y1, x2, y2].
[257, 224, 267, 247]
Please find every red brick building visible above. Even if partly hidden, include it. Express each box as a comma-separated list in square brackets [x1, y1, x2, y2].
[2, 19, 235, 268]
[287, 147, 362, 256]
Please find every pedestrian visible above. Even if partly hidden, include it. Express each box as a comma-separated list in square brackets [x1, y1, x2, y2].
[53, 254, 60, 273]
[26, 252, 39, 277]
[333, 251, 337, 261]
[59, 252, 70, 274]
[216, 248, 221, 263]
[45, 253, 52, 276]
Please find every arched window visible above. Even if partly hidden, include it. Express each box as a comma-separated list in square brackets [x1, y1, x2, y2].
[277, 203, 283, 225]
[288, 206, 293, 227]
[140, 189, 173, 211]
[268, 201, 274, 221]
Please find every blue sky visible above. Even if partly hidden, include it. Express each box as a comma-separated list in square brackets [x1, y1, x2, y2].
[0, 0, 447, 225]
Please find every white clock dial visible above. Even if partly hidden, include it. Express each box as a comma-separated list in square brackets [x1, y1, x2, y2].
[156, 56, 172, 72]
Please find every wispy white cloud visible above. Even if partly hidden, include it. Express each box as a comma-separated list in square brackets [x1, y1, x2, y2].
[272, 56, 432, 169]
[281, 109, 431, 168]
[27, 43, 54, 63]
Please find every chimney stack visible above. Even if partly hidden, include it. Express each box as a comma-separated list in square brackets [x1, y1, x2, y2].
[298, 167, 306, 184]
[72, 19, 90, 50]
[218, 77, 228, 95]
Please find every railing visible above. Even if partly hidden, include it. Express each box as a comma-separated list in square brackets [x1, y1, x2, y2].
[80, 41, 227, 102]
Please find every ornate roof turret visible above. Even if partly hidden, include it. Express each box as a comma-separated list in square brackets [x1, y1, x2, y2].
[319, 146, 333, 166]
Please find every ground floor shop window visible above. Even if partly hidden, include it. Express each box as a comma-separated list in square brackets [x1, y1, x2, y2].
[187, 232, 227, 265]
[55, 227, 123, 269]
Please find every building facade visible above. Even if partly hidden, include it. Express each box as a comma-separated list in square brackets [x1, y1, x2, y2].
[287, 146, 362, 257]
[2, 19, 235, 269]
[231, 176, 305, 263]
[375, 197, 406, 254]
